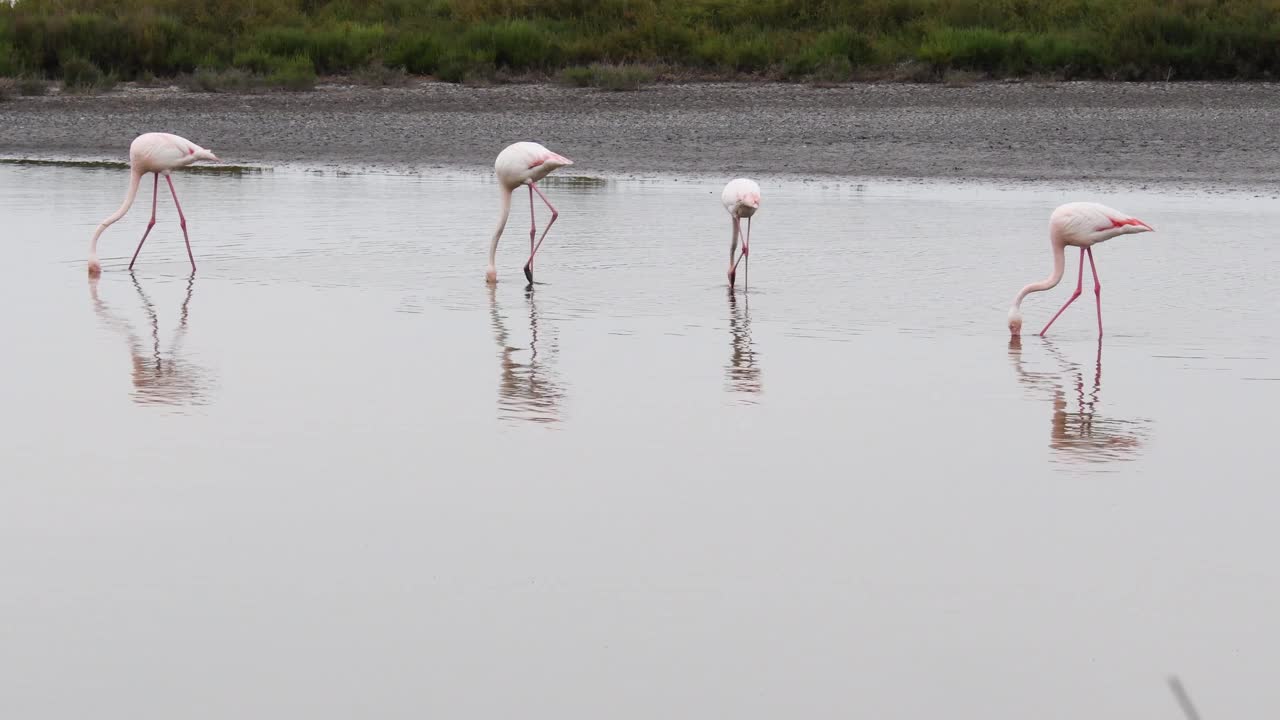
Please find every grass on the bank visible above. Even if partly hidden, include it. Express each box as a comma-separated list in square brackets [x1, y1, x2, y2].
[179, 55, 318, 92]
[1, 0, 1279, 88]
[559, 64, 656, 91]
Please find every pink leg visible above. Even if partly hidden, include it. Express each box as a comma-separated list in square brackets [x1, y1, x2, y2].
[524, 182, 559, 282]
[729, 218, 748, 286]
[165, 175, 196, 273]
[730, 219, 752, 268]
[728, 217, 741, 287]
[1087, 247, 1102, 337]
[1039, 248, 1086, 337]
[128, 173, 160, 271]
[527, 184, 536, 272]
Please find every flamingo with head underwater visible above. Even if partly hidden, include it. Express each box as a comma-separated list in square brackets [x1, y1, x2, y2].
[487, 141, 574, 285]
[1008, 201, 1153, 338]
[722, 178, 761, 288]
[88, 132, 220, 276]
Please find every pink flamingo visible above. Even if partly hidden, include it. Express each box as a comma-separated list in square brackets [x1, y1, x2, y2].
[1008, 202, 1153, 337]
[88, 132, 220, 276]
[722, 178, 761, 288]
[487, 141, 574, 284]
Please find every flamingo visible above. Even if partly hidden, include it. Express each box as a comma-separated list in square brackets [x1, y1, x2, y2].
[722, 178, 761, 288]
[87, 132, 220, 276]
[1008, 202, 1153, 337]
[487, 141, 573, 285]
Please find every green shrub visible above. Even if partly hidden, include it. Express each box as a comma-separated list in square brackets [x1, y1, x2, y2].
[1, 0, 1278, 84]
[232, 48, 278, 74]
[354, 62, 409, 86]
[60, 55, 116, 92]
[181, 66, 254, 92]
[558, 63, 655, 90]
[558, 65, 594, 87]
[266, 54, 316, 90]
[811, 57, 854, 84]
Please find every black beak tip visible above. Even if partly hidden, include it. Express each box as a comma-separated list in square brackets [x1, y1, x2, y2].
[523, 265, 533, 283]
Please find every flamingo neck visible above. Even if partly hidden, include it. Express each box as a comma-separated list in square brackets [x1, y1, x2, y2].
[90, 169, 144, 262]
[1012, 240, 1066, 312]
[488, 187, 514, 269]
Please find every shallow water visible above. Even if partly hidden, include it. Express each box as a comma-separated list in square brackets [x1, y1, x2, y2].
[2, 164, 1278, 718]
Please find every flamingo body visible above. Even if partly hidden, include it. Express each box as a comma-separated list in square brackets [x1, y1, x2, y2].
[1008, 202, 1153, 337]
[722, 178, 761, 219]
[722, 178, 761, 288]
[88, 132, 220, 275]
[487, 141, 573, 284]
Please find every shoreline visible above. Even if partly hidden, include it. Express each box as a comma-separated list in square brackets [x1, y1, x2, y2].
[3, 81, 1279, 191]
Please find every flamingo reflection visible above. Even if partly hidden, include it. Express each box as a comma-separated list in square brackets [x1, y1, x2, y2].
[726, 290, 763, 398]
[489, 286, 565, 424]
[1008, 336, 1147, 463]
[89, 273, 213, 408]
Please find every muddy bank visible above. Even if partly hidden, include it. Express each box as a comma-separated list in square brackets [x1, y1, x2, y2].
[2, 81, 1278, 187]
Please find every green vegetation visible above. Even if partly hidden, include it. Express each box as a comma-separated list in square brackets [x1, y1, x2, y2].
[59, 55, 117, 92]
[1, 0, 1279, 86]
[559, 63, 656, 90]
[353, 62, 409, 87]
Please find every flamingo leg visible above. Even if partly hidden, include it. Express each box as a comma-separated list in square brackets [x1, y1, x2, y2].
[728, 217, 743, 287]
[1087, 247, 1103, 337]
[524, 182, 558, 283]
[1039, 248, 1086, 337]
[527, 184, 536, 275]
[164, 175, 197, 273]
[730, 220, 751, 271]
[128, 173, 160, 271]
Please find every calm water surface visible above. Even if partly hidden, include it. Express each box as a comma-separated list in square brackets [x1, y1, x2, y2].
[1, 165, 1278, 718]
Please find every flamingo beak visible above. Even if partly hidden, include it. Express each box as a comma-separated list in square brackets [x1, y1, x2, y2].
[1139, 220, 1154, 231]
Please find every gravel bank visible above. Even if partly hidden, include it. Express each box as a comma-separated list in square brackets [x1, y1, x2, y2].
[2, 81, 1278, 187]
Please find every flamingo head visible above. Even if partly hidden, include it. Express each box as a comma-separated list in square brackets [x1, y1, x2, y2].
[87, 256, 102, 276]
[1008, 308, 1023, 336]
[485, 266, 498, 285]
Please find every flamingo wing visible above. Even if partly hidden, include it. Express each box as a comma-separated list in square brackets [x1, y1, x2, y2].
[1054, 202, 1152, 243]
[1081, 202, 1150, 232]
[529, 150, 572, 169]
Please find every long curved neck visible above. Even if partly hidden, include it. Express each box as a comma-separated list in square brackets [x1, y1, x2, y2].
[90, 169, 143, 260]
[1012, 240, 1066, 311]
[488, 187, 514, 268]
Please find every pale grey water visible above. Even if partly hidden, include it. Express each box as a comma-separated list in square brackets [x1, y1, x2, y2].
[1, 164, 1278, 718]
